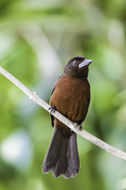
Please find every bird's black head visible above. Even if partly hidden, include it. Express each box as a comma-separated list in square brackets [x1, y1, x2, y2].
[64, 56, 92, 78]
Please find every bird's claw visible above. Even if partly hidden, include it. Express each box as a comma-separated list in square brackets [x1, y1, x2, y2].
[73, 122, 82, 131]
[48, 106, 56, 115]
[78, 125, 82, 130]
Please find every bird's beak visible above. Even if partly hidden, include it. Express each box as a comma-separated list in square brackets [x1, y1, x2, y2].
[79, 59, 92, 68]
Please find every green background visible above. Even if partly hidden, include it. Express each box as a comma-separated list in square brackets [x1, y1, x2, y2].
[0, 0, 126, 190]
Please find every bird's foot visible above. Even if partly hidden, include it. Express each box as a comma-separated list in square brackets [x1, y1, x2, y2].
[73, 122, 82, 131]
[48, 106, 56, 115]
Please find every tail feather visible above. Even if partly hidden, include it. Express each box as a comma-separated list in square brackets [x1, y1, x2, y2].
[42, 127, 61, 172]
[52, 136, 68, 177]
[42, 127, 80, 178]
[64, 133, 80, 178]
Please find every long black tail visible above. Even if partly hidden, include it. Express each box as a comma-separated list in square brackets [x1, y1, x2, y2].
[42, 127, 80, 178]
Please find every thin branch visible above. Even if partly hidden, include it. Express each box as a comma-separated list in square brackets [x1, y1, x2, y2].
[0, 65, 126, 160]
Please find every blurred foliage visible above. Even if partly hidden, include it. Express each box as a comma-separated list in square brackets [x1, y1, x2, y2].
[0, 0, 126, 190]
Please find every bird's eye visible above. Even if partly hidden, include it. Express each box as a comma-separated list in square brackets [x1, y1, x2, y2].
[73, 60, 78, 65]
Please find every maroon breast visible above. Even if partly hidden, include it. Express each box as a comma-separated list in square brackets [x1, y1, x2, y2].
[50, 75, 90, 126]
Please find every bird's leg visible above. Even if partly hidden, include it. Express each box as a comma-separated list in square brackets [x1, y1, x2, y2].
[73, 122, 82, 131]
[48, 106, 56, 115]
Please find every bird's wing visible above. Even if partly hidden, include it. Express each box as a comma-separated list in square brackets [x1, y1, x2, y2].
[50, 75, 63, 127]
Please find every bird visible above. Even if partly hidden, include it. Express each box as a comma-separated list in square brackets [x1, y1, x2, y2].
[42, 56, 92, 178]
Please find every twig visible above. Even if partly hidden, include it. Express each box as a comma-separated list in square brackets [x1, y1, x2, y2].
[0, 65, 126, 160]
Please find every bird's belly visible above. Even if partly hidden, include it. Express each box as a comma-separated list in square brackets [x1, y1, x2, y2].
[53, 87, 87, 123]
[63, 95, 87, 122]
[49, 76, 90, 128]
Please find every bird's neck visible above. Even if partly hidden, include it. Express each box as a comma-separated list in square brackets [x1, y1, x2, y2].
[64, 68, 88, 79]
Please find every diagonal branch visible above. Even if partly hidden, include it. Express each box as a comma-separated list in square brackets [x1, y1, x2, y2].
[0, 65, 126, 160]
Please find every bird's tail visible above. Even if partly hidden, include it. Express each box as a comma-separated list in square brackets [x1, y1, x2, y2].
[42, 127, 80, 178]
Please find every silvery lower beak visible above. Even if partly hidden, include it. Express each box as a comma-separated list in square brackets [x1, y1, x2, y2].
[79, 59, 92, 68]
